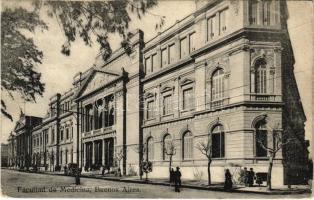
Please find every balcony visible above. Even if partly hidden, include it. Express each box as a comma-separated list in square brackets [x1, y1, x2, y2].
[210, 98, 230, 110]
[83, 126, 115, 138]
[250, 94, 281, 102]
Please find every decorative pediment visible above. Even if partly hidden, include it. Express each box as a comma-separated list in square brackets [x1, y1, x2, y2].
[145, 92, 155, 99]
[250, 48, 274, 67]
[75, 68, 121, 99]
[180, 77, 194, 86]
[160, 85, 172, 93]
[14, 116, 26, 131]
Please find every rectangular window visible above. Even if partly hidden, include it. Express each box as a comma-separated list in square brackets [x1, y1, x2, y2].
[180, 37, 188, 58]
[183, 88, 194, 110]
[189, 33, 196, 52]
[219, 9, 227, 34]
[249, 0, 258, 25]
[66, 128, 69, 140]
[145, 57, 151, 74]
[147, 100, 155, 119]
[169, 44, 176, 64]
[207, 16, 215, 40]
[163, 95, 172, 115]
[51, 129, 55, 144]
[263, 0, 271, 25]
[71, 127, 73, 138]
[61, 130, 64, 141]
[161, 48, 168, 68]
[152, 54, 157, 71]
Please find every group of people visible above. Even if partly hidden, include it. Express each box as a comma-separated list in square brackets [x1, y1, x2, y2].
[169, 167, 235, 192]
[242, 167, 256, 187]
[170, 167, 182, 192]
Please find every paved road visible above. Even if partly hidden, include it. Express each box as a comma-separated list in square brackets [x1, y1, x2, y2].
[1, 169, 311, 198]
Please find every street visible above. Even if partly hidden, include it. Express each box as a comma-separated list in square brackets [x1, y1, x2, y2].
[1, 169, 311, 198]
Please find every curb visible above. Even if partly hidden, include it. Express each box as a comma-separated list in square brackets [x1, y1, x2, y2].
[4, 169, 311, 195]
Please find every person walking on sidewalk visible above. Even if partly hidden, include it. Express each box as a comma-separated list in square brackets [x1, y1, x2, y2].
[248, 168, 255, 187]
[170, 168, 175, 186]
[174, 166, 182, 192]
[224, 169, 233, 191]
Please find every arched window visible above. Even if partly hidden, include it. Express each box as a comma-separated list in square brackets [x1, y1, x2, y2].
[212, 69, 225, 101]
[85, 105, 93, 132]
[182, 131, 193, 160]
[211, 124, 225, 158]
[255, 58, 267, 94]
[146, 137, 154, 161]
[96, 99, 103, 129]
[255, 120, 268, 157]
[163, 134, 172, 160]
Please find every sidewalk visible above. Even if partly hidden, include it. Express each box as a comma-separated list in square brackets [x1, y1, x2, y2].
[5, 168, 312, 195]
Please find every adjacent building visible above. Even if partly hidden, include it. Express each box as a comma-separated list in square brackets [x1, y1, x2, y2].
[6, 0, 309, 186]
[1, 143, 9, 167]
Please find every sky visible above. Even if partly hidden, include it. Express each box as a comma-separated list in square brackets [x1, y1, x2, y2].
[1, 1, 313, 156]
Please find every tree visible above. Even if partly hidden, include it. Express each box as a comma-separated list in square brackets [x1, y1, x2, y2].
[133, 143, 147, 180]
[196, 140, 212, 186]
[114, 147, 124, 177]
[164, 140, 177, 182]
[1, 0, 162, 119]
[1, 7, 47, 120]
[257, 120, 295, 190]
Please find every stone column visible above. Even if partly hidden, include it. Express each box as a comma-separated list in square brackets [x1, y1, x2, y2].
[83, 143, 86, 168]
[102, 139, 105, 166]
[92, 141, 95, 165]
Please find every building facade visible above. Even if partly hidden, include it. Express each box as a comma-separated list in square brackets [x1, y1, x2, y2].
[6, 0, 309, 186]
[1, 143, 9, 167]
[9, 114, 42, 169]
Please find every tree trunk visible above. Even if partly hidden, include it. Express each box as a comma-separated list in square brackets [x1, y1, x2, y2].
[169, 155, 172, 182]
[208, 160, 211, 185]
[139, 159, 143, 180]
[267, 157, 274, 190]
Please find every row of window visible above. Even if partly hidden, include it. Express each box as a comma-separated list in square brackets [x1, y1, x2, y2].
[60, 101, 72, 115]
[146, 85, 195, 120]
[49, 125, 73, 145]
[207, 8, 228, 41]
[60, 127, 73, 142]
[144, 0, 279, 76]
[33, 130, 49, 147]
[144, 7, 229, 75]
[145, 33, 196, 74]
[145, 121, 268, 161]
[59, 149, 74, 165]
[249, 0, 278, 26]
[146, 57, 270, 120]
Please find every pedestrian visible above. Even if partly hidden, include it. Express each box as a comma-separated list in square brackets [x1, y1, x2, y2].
[224, 169, 233, 191]
[174, 166, 182, 192]
[242, 167, 248, 186]
[170, 168, 175, 186]
[101, 165, 105, 176]
[75, 168, 80, 185]
[248, 168, 255, 187]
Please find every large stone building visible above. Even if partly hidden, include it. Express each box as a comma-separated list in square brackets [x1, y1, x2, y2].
[9, 114, 42, 169]
[6, 0, 309, 186]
